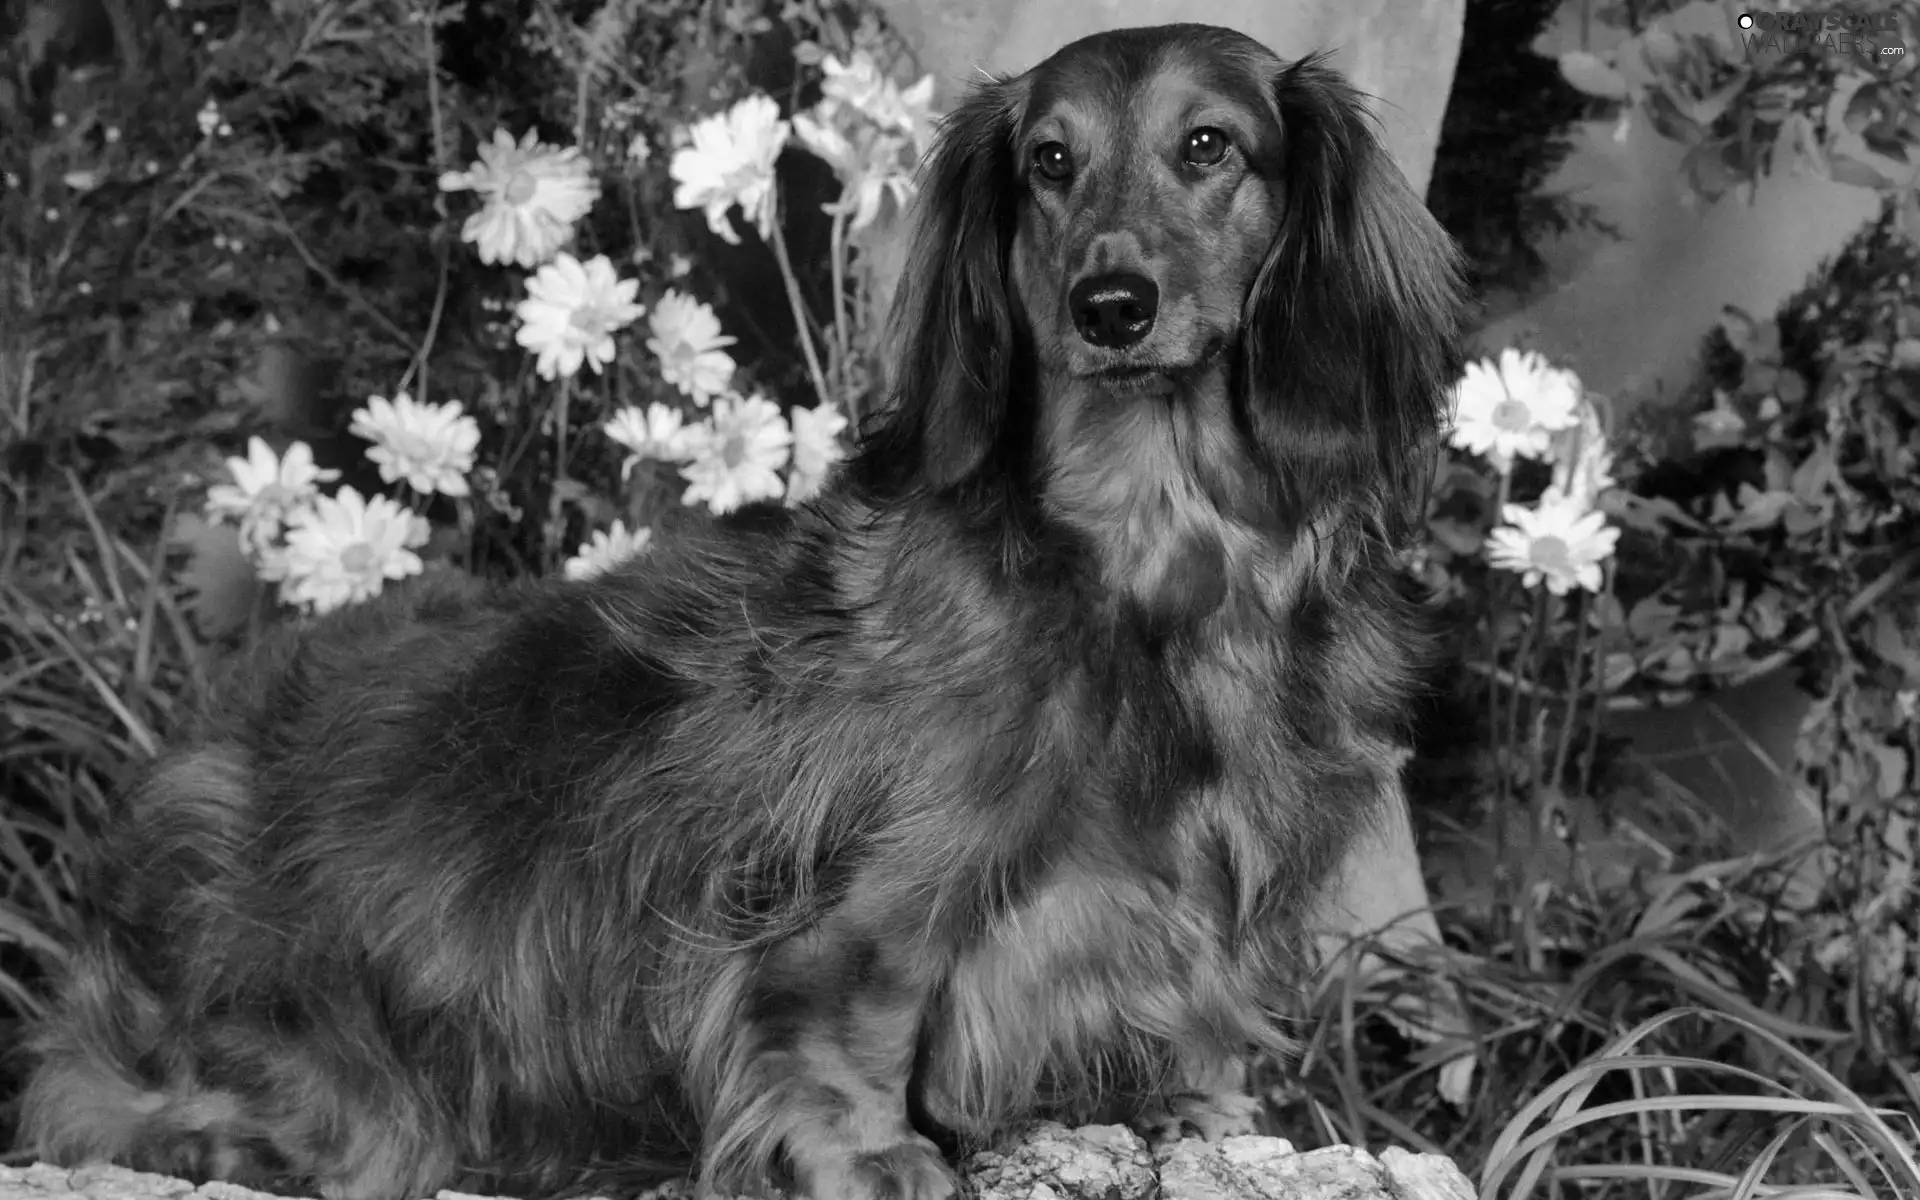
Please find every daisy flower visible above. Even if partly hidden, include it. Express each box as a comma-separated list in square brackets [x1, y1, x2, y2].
[791, 113, 915, 234]
[646, 290, 738, 405]
[279, 486, 427, 615]
[669, 94, 789, 246]
[604, 402, 699, 477]
[204, 436, 339, 556]
[1485, 498, 1620, 596]
[679, 393, 792, 515]
[786, 399, 849, 504]
[438, 128, 601, 269]
[515, 253, 647, 381]
[1448, 348, 1583, 472]
[818, 51, 891, 119]
[348, 392, 481, 498]
[563, 520, 653, 582]
[819, 52, 938, 156]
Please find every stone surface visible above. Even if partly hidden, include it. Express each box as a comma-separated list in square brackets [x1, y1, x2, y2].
[0, 1126, 1474, 1200]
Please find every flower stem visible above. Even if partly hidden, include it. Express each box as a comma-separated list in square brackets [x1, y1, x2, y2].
[765, 190, 833, 410]
[547, 376, 573, 574]
[1486, 464, 1515, 909]
[397, 0, 451, 404]
[828, 207, 853, 420]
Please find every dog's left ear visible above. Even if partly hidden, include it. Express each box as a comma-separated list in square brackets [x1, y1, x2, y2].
[1241, 54, 1467, 540]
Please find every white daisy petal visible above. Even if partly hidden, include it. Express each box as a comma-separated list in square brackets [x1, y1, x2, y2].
[203, 436, 340, 564]
[514, 253, 647, 381]
[1448, 348, 1584, 473]
[441, 128, 600, 268]
[563, 520, 654, 581]
[646, 290, 737, 406]
[668, 95, 789, 246]
[679, 393, 792, 515]
[785, 399, 849, 505]
[348, 392, 481, 498]
[605, 402, 698, 476]
[1486, 497, 1620, 596]
[278, 486, 425, 614]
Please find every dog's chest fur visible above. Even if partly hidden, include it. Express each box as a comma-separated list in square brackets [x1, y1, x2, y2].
[873, 383, 1388, 1141]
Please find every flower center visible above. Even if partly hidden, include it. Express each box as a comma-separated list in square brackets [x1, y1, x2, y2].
[1491, 398, 1533, 432]
[503, 170, 540, 206]
[255, 482, 295, 509]
[721, 433, 749, 469]
[389, 433, 436, 463]
[569, 305, 604, 336]
[339, 542, 377, 575]
[1530, 535, 1571, 573]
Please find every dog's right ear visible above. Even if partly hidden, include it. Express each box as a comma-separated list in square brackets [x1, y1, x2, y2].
[854, 76, 1026, 498]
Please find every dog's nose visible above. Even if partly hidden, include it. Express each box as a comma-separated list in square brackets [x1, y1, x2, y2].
[1069, 273, 1159, 349]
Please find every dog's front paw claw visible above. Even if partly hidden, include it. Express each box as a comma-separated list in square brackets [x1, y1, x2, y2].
[802, 1137, 957, 1200]
[1135, 1088, 1263, 1145]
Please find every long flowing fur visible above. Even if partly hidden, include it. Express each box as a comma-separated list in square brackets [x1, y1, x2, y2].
[18, 23, 1466, 1200]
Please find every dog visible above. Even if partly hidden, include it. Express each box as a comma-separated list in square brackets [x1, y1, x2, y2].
[18, 22, 1465, 1200]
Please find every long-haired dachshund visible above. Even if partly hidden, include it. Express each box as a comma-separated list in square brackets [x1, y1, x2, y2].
[19, 22, 1465, 1200]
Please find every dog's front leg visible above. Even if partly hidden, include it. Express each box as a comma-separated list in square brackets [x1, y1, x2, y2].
[695, 908, 953, 1200]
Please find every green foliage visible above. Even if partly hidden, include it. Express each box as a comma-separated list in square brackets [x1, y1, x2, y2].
[1547, 0, 1920, 225]
[1612, 207, 1920, 1051]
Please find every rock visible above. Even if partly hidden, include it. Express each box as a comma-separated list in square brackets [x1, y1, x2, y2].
[0, 1127, 1473, 1200]
[961, 1122, 1160, 1199]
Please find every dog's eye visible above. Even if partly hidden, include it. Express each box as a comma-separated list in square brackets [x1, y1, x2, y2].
[1032, 141, 1074, 183]
[1183, 127, 1231, 167]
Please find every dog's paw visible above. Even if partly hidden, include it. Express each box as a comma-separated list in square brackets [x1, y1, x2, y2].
[1133, 1088, 1264, 1146]
[796, 1135, 958, 1200]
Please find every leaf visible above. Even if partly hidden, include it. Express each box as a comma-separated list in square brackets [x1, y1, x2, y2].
[1722, 484, 1792, 532]
[1717, 305, 1760, 354]
[1613, 491, 1709, 534]
[1827, 145, 1920, 190]
[1637, 20, 1683, 65]
[1687, 73, 1751, 129]
[1746, 587, 1790, 641]
[170, 513, 263, 641]
[1559, 50, 1633, 99]
[1868, 609, 1920, 678]
[1602, 651, 1640, 690]
[1870, 741, 1909, 800]
[1707, 622, 1754, 665]
[1628, 597, 1683, 642]
[1788, 442, 1839, 506]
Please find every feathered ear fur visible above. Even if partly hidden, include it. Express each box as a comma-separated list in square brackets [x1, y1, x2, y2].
[1240, 54, 1467, 541]
[852, 78, 1027, 499]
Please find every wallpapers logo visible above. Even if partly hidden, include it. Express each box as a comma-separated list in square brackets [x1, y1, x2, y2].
[1735, 10, 1908, 57]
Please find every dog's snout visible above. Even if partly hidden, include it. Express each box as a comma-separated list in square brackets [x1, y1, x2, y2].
[1069, 273, 1159, 349]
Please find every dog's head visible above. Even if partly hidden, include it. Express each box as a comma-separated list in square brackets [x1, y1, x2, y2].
[854, 23, 1466, 542]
